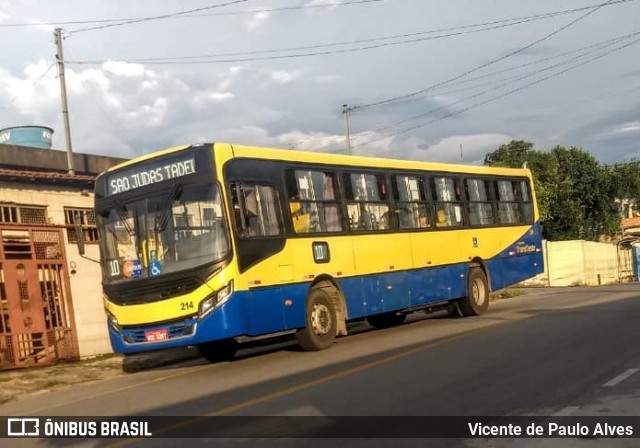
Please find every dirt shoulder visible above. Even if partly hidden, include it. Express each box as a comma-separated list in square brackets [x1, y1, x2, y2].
[0, 354, 125, 405]
[0, 347, 202, 405]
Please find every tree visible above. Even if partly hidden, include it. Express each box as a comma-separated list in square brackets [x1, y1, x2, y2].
[483, 140, 532, 167]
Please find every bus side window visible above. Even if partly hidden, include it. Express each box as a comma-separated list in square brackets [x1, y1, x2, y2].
[231, 182, 283, 238]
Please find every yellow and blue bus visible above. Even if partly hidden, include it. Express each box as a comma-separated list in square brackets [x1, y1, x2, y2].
[94, 142, 543, 360]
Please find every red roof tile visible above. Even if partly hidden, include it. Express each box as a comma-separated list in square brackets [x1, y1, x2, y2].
[0, 167, 96, 182]
[622, 216, 640, 229]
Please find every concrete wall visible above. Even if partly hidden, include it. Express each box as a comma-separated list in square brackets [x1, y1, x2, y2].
[0, 182, 110, 357]
[65, 243, 110, 356]
[0, 143, 126, 174]
[522, 240, 622, 287]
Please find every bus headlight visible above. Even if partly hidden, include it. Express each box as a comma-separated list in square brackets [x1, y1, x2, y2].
[199, 281, 234, 318]
[106, 310, 121, 333]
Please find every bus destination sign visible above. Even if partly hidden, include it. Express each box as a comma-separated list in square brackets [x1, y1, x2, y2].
[108, 157, 196, 195]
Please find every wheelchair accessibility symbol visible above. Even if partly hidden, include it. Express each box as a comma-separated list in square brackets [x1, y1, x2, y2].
[149, 261, 162, 277]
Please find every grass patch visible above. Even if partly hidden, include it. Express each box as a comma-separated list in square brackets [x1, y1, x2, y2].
[490, 288, 526, 301]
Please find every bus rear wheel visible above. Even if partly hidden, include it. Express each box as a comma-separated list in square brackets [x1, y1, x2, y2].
[459, 267, 489, 316]
[367, 312, 406, 329]
[197, 338, 238, 363]
[296, 286, 337, 351]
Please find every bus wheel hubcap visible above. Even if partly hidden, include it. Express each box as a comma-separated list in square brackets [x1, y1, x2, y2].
[311, 303, 331, 336]
[472, 279, 486, 306]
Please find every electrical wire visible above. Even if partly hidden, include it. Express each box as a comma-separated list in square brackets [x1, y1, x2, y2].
[0, 0, 389, 28]
[353, 0, 621, 111]
[64, 0, 634, 65]
[357, 31, 640, 139]
[68, 0, 253, 35]
[350, 35, 640, 151]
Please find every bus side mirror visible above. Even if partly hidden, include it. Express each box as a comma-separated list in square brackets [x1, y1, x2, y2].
[75, 224, 85, 255]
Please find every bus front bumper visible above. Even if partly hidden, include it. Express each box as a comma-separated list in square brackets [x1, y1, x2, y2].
[107, 298, 245, 354]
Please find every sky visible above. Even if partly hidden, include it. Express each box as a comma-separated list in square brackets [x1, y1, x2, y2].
[0, 0, 639, 165]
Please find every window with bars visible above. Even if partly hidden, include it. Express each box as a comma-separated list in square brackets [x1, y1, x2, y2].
[64, 207, 99, 243]
[0, 204, 47, 225]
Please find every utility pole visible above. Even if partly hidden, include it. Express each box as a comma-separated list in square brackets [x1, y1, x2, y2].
[342, 104, 352, 155]
[54, 28, 74, 174]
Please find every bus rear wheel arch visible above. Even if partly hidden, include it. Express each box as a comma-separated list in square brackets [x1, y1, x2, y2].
[459, 266, 490, 317]
[296, 285, 338, 351]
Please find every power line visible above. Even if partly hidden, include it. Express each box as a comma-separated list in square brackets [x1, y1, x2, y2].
[369, 32, 637, 100]
[356, 31, 640, 139]
[353, 0, 622, 111]
[64, 1, 634, 65]
[351, 34, 640, 150]
[0, 0, 390, 28]
[67, 0, 253, 35]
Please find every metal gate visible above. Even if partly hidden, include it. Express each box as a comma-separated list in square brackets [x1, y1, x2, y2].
[0, 226, 79, 369]
[617, 239, 636, 283]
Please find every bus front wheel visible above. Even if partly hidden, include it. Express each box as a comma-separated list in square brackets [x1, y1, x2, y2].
[296, 287, 337, 351]
[459, 267, 490, 316]
[197, 338, 238, 363]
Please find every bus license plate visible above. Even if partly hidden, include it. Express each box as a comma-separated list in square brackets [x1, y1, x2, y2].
[145, 329, 168, 342]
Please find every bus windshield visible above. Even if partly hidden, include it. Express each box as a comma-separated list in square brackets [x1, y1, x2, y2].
[97, 182, 229, 283]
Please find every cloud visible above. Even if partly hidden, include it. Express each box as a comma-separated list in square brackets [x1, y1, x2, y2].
[603, 121, 640, 137]
[416, 133, 512, 164]
[347, 133, 512, 164]
[3, 0, 640, 166]
[244, 11, 271, 30]
[269, 70, 302, 84]
[102, 60, 151, 78]
[0, 1, 10, 21]
[0, 59, 58, 116]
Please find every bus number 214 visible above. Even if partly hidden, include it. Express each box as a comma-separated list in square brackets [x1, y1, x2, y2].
[181, 301, 194, 311]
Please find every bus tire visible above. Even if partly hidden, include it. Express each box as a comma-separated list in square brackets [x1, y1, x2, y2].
[197, 338, 238, 363]
[459, 267, 490, 317]
[367, 312, 406, 329]
[296, 287, 337, 351]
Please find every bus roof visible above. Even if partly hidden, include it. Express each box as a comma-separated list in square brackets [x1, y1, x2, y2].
[105, 142, 532, 178]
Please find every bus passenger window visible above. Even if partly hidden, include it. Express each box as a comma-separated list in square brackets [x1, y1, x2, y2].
[431, 176, 464, 227]
[285, 170, 343, 234]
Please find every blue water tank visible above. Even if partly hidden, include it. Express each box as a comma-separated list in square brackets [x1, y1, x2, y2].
[0, 126, 54, 149]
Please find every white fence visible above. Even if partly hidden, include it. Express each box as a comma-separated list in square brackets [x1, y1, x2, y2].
[520, 240, 632, 287]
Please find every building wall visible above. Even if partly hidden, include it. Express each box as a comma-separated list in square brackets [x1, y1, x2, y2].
[0, 183, 110, 357]
[0, 143, 126, 174]
[521, 240, 622, 287]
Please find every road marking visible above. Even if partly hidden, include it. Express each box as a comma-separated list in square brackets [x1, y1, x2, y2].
[104, 324, 509, 448]
[15, 363, 215, 417]
[602, 368, 640, 388]
[553, 406, 579, 416]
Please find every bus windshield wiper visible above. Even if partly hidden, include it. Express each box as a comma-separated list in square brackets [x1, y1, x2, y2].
[155, 183, 183, 232]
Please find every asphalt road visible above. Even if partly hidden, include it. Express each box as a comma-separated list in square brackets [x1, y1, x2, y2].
[2, 285, 640, 448]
